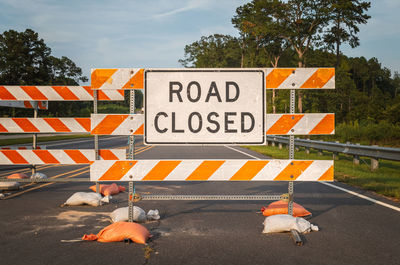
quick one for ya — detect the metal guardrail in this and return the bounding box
[266,136,400,170]
[266,136,400,161]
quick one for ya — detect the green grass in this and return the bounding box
[244,144,400,200]
[0,134,93,146]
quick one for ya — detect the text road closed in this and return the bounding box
[144,69,265,144]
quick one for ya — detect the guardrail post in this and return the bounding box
[353,143,360,165]
[371,146,379,170]
[318,150,323,156]
[333,141,339,160]
[370,157,379,171]
[279,143,283,149]
[271,140,275,147]
[305,147,310,154]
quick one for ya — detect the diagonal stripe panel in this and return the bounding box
[309,114,335,134]
[12,118,40,132]
[273,161,313,181]
[0,118,90,133]
[90,160,333,181]
[99,161,136,181]
[90,114,144,135]
[142,161,181,180]
[91,68,144,89]
[0,149,125,165]
[230,161,269,180]
[265,68,335,89]
[266,113,335,135]
[267,114,304,135]
[21,86,48,100]
[0,86,124,101]
[186,161,225,180]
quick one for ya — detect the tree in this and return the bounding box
[324,0,370,67]
[232,0,289,112]
[179,34,241,68]
[0,29,88,117]
[0,29,87,85]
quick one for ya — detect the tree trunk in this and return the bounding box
[297,59,303,113]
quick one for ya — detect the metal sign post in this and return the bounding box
[288,89,295,215]
[31,105,38,176]
[94,90,100,194]
[128,89,135,222]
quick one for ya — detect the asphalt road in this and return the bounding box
[0,136,399,265]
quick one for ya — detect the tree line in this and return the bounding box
[179,0,400,144]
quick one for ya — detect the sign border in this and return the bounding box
[144,69,265,145]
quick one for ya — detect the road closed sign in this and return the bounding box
[144,69,265,145]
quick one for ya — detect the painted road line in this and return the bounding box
[226,146,400,213]
[4,167,89,199]
[320,182,400,212]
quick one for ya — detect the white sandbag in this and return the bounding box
[0,193,5,199]
[31,172,47,179]
[147,209,160,220]
[262,214,319,234]
[0,181,20,190]
[63,192,103,207]
[110,206,146,223]
[100,195,112,203]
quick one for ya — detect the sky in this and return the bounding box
[0,0,399,83]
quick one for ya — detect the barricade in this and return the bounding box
[1,68,335,227]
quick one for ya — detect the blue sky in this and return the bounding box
[0,0,399,83]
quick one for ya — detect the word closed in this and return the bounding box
[145,69,265,145]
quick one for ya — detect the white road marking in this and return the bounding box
[224,145,261,160]
[320,182,400,212]
[225,145,400,213]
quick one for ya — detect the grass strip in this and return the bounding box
[0,134,93,146]
[244,145,400,200]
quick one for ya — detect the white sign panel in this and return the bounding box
[144,69,265,145]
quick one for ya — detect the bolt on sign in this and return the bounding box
[144,69,265,145]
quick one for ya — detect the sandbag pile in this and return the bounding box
[0,181,20,190]
[0,173,25,190]
[7,173,29,179]
[262,214,319,234]
[261,200,311,217]
[31,172,47,179]
[89,183,126,196]
[110,207,160,223]
[82,221,151,244]
[63,192,110,207]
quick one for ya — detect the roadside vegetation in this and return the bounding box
[244,145,400,201]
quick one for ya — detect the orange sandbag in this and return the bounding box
[89,183,125,196]
[261,200,311,217]
[7,173,29,179]
[82,222,150,244]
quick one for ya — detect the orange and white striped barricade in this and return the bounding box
[90,67,335,90]
[265,68,335,89]
[0,118,91,133]
[91,68,144,89]
[0,149,125,165]
[0,86,124,101]
[90,114,144,135]
[266,113,335,135]
[0,101,48,109]
[90,159,333,182]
